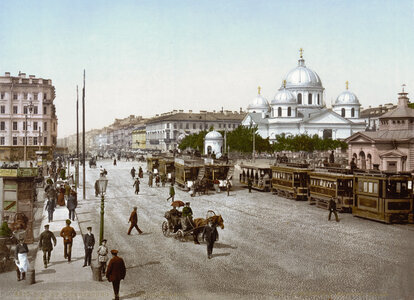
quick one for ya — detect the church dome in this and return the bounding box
[271,88,296,105]
[334,82,360,106]
[284,58,322,88]
[247,94,270,111]
[205,130,223,140]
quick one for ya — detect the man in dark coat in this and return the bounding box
[130,167,136,179]
[328,198,340,222]
[202,220,218,259]
[106,249,126,300]
[45,197,55,223]
[67,190,77,221]
[132,178,140,195]
[247,177,252,193]
[39,224,56,268]
[60,219,77,262]
[138,167,143,178]
[329,150,335,164]
[83,226,95,267]
[127,207,143,235]
[167,183,175,201]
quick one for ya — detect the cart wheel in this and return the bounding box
[176,229,185,242]
[162,221,170,237]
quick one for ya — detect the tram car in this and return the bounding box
[271,163,311,200]
[308,168,354,212]
[174,157,204,190]
[146,155,160,174]
[158,156,175,182]
[239,163,272,192]
[352,171,413,224]
[204,159,234,190]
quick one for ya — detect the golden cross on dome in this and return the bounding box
[283,80,287,88]
[346,81,349,90]
[299,48,304,58]
[402,83,406,92]
[258,86,261,95]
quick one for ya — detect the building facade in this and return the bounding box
[242,50,366,142]
[0,72,57,161]
[360,103,396,131]
[146,110,246,151]
[131,124,146,150]
[346,88,414,172]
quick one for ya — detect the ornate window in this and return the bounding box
[351,108,355,117]
[287,107,291,116]
[308,93,312,105]
[317,94,320,105]
[297,93,302,104]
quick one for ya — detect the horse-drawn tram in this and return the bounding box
[239,163,272,192]
[146,154,161,174]
[308,167,354,212]
[204,159,234,190]
[352,171,413,224]
[174,157,204,190]
[271,163,311,200]
[158,156,175,182]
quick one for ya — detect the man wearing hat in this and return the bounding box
[106,249,126,300]
[127,207,143,235]
[39,224,57,268]
[67,190,78,221]
[97,239,109,275]
[60,219,77,262]
[181,202,193,231]
[83,226,95,267]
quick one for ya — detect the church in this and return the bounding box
[242,49,366,142]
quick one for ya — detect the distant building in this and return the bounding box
[360,103,396,131]
[131,124,146,150]
[346,88,414,172]
[242,50,366,141]
[145,109,246,151]
[204,130,223,156]
[0,72,58,161]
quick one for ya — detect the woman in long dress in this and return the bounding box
[15,238,29,281]
[57,186,65,206]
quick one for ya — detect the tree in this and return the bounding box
[178,131,207,151]
[272,133,347,152]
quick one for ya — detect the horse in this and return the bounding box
[192,214,224,244]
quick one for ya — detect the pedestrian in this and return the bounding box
[113,158,117,166]
[161,173,166,187]
[226,179,231,196]
[64,182,71,202]
[97,239,109,275]
[106,249,126,300]
[350,158,357,171]
[148,172,153,187]
[181,202,193,231]
[202,220,218,259]
[45,197,55,223]
[133,178,140,195]
[57,184,65,206]
[15,237,29,281]
[95,180,99,197]
[83,226,95,267]
[167,183,175,201]
[100,165,104,177]
[130,167,136,179]
[329,150,335,164]
[39,224,57,268]
[67,190,77,221]
[127,207,143,235]
[60,219,77,262]
[155,174,160,187]
[328,198,340,222]
[138,167,143,178]
[248,177,252,193]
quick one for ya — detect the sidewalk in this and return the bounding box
[0,188,113,300]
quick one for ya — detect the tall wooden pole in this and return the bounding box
[82,70,86,200]
[76,86,79,188]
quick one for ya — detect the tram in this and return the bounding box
[308,168,354,212]
[174,157,204,190]
[271,163,311,200]
[204,160,234,190]
[158,156,175,182]
[352,171,413,223]
[146,155,160,174]
[239,163,272,192]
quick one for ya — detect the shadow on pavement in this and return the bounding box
[120,291,145,299]
[127,261,160,270]
[212,252,230,258]
[36,268,56,275]
[214,242,238,249]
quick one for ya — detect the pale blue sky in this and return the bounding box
[1,0,413,137]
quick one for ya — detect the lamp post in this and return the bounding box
[97,175,108,245]
[24,99,34,167]
[250,120,255,162]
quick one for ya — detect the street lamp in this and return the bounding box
[24,99,34,167]
[97,175,108,244]
[250,120,255,162]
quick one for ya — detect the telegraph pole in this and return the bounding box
[76,86,79,189]
[82,70,86,200]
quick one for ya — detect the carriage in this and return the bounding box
[162,207,223,243]
[352,171,413,223]
[271,163,311,200]
[239,163,272,192]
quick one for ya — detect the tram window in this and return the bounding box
[363,182,368,192]
[368,182,373,193]
[408,181,412,190]
[373,183,378,194]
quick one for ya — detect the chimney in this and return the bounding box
[240,107,243,113]
[179,109,183,113]
[20,73,26,78]
[29,75,35,78]
[5,72,10,77]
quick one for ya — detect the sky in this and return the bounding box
[1,0,413,137]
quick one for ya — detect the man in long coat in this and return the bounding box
[127,207,143,235]
[83,226,95,267]
[130,167,136,179]
[67,190,77,221]
[328,198,340,222]
[106,249,126,300]
[202,220,218,259]
[132,178,140,195]
[39,224,57,268]
[45,197,55,223]
[60,219,77,262]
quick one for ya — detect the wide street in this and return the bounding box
[68,159,414,300]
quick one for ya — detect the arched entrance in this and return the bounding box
[359,151,366,169]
